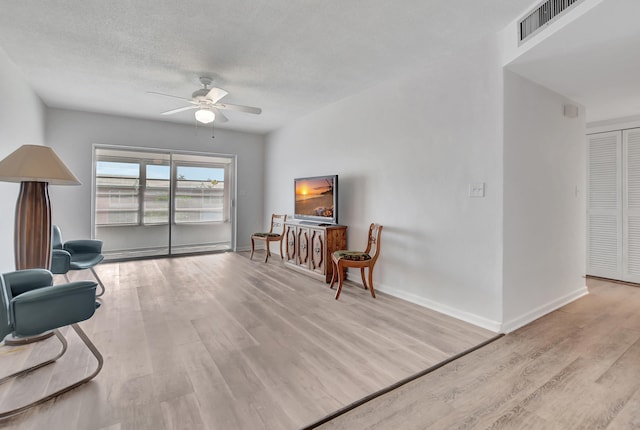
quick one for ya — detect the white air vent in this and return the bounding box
[519,0,584,43]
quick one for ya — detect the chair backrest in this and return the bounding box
[270,214,287,237]
[0,274,11,339]
[364,223,383,262]
[52,225,63,250]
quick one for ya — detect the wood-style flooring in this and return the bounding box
[0,251,493,429]
[318,277,640,429]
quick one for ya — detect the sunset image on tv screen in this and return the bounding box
[295,177,334,217]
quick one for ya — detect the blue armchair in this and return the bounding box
[0,269,103,418]
[51,225,106,297]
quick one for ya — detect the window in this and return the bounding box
[94,146,236,259]
[175,165,226,223]
[95,161,140,225]
[94,147,232,227]
[144,164,170,225]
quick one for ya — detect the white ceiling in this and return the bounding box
[0,0,534,134]
[507,0,640,123]
[0,1,636,133]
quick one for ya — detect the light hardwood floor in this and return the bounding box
[0,251,493,429]
[317,277,640,429]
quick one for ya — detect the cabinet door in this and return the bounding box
[310,228,325,276]
[285,224,297,264]
[297,227,310,267]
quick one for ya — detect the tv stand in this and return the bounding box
[284,221,347,283]
[296,220,336,227]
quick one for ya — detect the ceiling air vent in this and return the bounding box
[519,0,584,44]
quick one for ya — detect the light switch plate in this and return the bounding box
[469,183,485,198]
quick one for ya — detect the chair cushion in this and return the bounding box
[11,281,98,336]
[4,269,54,296]
[333,250,372,261]
[69,253,105,270]
[253,232,281,238]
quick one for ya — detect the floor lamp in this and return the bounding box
[0,145,80,270]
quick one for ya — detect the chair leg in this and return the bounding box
[330,258,338,289]
[0,329,68,384]
[250,237,255,260]
[265,241,271,263]
[90,267,106,297]
[335,261,345,300]
[0,323,103,419]
[360,268,368,290]
[279,239,284,259]
[368,267,376,298]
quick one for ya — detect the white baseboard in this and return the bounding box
[376,283,503,333]
[376,282,588,334]
[500,285,588,333]
[236,245,283,256]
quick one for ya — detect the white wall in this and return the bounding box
[0,47,45,272]
[502,70,587,331]
[265,37,506,331]
[45,108,265,251]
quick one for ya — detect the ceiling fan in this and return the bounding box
[148,77,262,124]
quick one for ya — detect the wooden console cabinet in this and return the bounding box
[284,222,347,283]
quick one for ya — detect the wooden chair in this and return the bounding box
[330,223,383,300]
[250,214,287,262]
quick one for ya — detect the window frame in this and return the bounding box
[172,161,229,225]
[93,148,234,228]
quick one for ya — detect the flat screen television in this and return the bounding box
[294,175,338,224]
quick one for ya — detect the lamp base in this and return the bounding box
[14,181,52,270]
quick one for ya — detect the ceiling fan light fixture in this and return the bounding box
[195,108,215,124]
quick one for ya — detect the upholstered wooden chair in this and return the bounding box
[330,223,383,300]
[250,214,287,262]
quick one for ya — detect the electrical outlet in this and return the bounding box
[469,183,485,198]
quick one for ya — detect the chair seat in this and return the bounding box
[252,232,281,238]
[69,253,105,270]
[333,250,372,261]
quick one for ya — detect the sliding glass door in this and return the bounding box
[170,153,234,255]
[93,146,235,260]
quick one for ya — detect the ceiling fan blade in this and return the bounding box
[206,87,228,104]
[215,103,262,115]
[147,91,195,102]
[161,105,198,115]
[212,108,228,123]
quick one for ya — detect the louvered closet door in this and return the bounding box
[587,131,622,279]
[623,128,640,282]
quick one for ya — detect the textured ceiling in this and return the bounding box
[0,0,534,134]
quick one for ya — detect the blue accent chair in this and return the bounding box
[51,225,106,297]
[0,269,103,418]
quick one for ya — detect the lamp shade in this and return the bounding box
[0,145,80,185]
